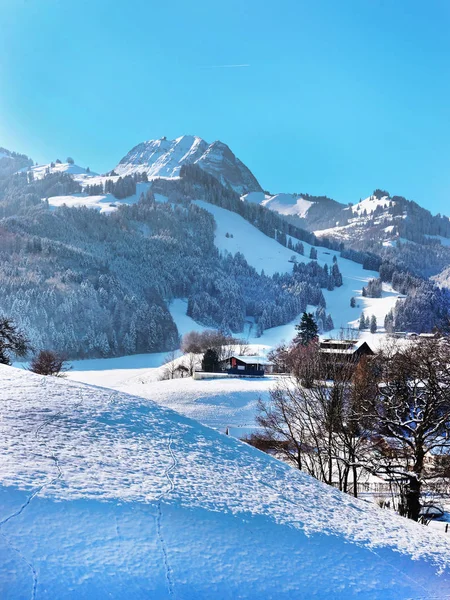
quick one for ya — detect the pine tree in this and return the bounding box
[309,247,317,260]
[370,315,377,333]
[202,348,219,372]
[325,313,334,331]
[350,297,356,308]
[294,312,319,346]
[359,314,366,330]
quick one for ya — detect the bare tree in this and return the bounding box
[365,338,450,520]
[30,350,70,377]
[256,343,373,494]
[181,329,238,362]
[161,350,178,380]
[236,338,250,356]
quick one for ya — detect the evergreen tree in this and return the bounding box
[202,348,219,372]
[359,314,366,330]
[370,315,377,333]
[294,312,319,346]
[384,310,394,333]
[309,247,317,260]
[350,297,356,308]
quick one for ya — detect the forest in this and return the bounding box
[0,168,337,358]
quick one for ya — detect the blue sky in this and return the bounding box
[1,0,449,212]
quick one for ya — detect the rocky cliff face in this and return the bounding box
[116,135,263,195]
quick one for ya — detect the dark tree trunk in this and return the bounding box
[352,463,358,498]
[406,447,424,521]
[405,476,421,521]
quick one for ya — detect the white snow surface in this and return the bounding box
[1,366,450,599]
[349,195,391,216]
[242,191,314,217]
[46,182,151,214]
[24,162,96,181]
[261,193,313,218]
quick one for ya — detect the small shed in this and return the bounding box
[220,355,273,377]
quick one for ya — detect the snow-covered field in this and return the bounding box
[1,366,450,599]
[114,374,274,434]
[261,193,313,218]
[47,181,151,213]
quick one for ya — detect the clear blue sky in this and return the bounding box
[1,0,449,212]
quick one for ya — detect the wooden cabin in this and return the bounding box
[219,355,273,377]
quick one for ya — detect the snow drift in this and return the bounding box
[1,366,450,599]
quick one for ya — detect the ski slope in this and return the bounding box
[195,200,400,335]
[1,366,450,599]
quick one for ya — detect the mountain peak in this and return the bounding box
[116,135,262,194]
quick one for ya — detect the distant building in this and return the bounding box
[219,355,273,377]
[319,339,374,358]
[319,340,374,376]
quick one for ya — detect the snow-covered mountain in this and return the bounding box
[116,135,263,195]
[1,365,450,599]
[248,187,450,281]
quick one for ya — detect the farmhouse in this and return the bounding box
[219,355,273,377]
[319,339,374,359]
[319,339,374,377]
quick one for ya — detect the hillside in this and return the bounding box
[1,366,450,599]
[0,154,403,358]
[0,147,33,180]
[1,135,449,356]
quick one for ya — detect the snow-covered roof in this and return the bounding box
[227,354,273,365]
[320,339,372,354]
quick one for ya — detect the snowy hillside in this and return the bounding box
[195,200,400,333]
[242,189,347,230]
[46,181,152,213]
[1,366,450,599]
[116,135,263,194]
[0,147,33,178]
[262,193,313,217]
[25,161,96,181]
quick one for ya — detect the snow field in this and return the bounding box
[1,366,450,599]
